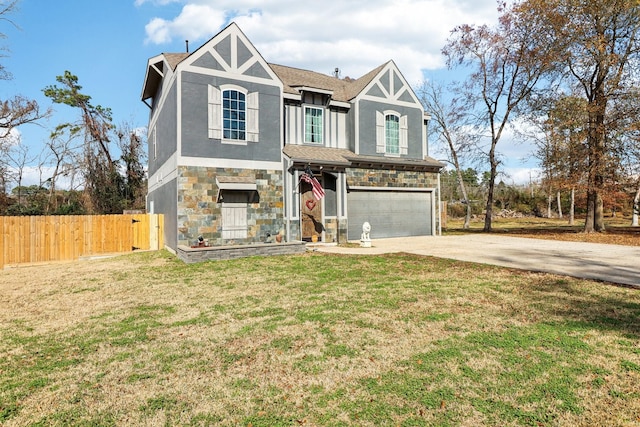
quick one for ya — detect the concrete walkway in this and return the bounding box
[314,235,640,288]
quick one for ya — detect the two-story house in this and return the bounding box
[141,22,443,257]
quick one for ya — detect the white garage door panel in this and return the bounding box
[347,191,432,240]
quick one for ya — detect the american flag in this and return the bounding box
[300,173,325,200]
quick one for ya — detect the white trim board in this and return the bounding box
[348,186,435,192]
[178,156,282,171]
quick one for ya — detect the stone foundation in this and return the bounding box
[176,241,306,263]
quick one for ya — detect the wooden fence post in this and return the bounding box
[0,216,3,269]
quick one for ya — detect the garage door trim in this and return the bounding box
[348,185,436,193]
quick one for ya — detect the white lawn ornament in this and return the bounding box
[360,222,371,248]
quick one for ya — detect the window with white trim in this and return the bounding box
[304,106,323,143]
[376,110,408,155]
[385,114,400,155]
[223,89,246,141]
[208,85,259,143]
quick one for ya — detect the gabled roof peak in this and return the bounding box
[269,61,389,102]
[142,21,398,104]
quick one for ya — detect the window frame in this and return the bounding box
[385,113,400,155]
[304,105,324,144]
[221,86,248,144]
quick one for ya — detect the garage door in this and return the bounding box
[347,190,432,240]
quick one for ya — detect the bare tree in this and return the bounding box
[442,1,561,231]
[40,124,83,213]
[417,80,480,228]
[1,137,35,211]
[0,95,49,140]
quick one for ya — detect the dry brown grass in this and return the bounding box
[1,248,639,426]
[445,216,640,246]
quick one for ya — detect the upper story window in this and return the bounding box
[385,114,400,155]
[304,106,323,144]
[376,110,408,156]
[223,89,246,141]
[208,85,259,143]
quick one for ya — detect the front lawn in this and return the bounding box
[1,250,638,426]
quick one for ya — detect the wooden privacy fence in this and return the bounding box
[0,214,164,269]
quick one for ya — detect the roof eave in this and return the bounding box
[283,155,351,170]
[141,55,166,102]
[344,155,444,172]
[293,86,334,96]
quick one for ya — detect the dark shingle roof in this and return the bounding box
[269,62,387,102]
[283,144,353,166]
[164,53,189,70]
[283,144,444,170]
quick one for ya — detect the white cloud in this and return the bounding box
[144,5,226,45]
[144,18,172,44]
[142,0,499,83]
[502,167,541,186]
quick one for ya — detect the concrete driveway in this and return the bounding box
[315,235,640,288]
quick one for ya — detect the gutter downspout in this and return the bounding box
[285,157,293,242]
[437,172,442,236]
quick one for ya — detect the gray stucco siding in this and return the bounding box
[147,178,178,250]
[347,107,356,153]
[148,83,178,176]
[357,99,424,159]
[180,71,282,162]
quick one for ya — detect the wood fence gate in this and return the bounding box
[0,214,164,269]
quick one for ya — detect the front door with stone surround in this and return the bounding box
[300,181,323,242]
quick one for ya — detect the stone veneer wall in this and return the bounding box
[323,218,339,243]
[177,166,284,247]
[346,168,439,189]
[321,218,348,243]
[337,218,348,243]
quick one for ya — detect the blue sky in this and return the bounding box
[1,1,185,155]
[1,0,538,187]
